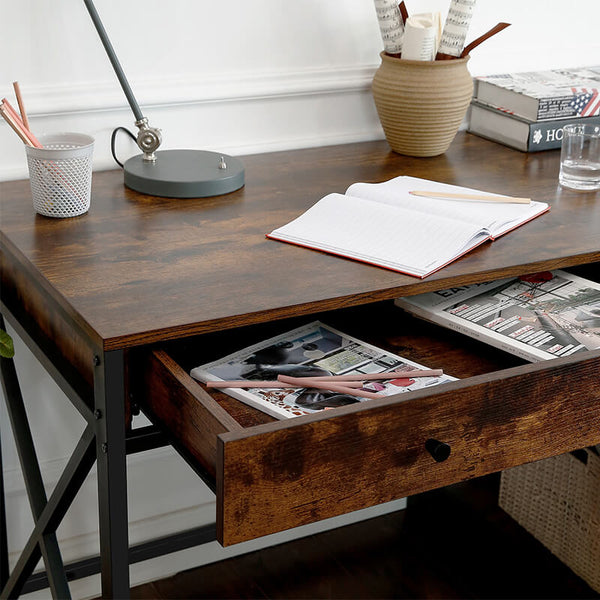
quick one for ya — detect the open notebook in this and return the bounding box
[267,176,549,278]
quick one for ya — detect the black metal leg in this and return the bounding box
[1,426,96,599]
[0,314,12,592]
[0,416,8,591]
[0,310,197,598]
[0,340,72,599]
[94,350,130,599]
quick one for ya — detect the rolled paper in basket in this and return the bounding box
[436,0,477,59]
[373,0,405,56]
[401,13,442,61]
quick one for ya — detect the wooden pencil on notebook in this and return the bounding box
[409,190,530,204]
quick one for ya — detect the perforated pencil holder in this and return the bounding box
[25,133,94,218]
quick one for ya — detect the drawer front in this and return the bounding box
[217,350,600,546]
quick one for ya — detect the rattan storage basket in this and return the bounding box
[499,448,600,593]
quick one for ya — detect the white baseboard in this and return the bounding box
[14,65,379,117]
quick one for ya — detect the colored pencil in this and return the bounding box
[294,369,443,382]
[0,103,33,146]
[277,375,381,399]
[206,379,364,389]
[12,81,30,130]
[1,98,42,147]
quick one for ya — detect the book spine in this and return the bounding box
[395,302,544,362]
[526,115,600,151]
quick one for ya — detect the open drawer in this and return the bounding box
[134,295,600,547]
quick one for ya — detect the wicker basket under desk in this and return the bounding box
[499,448,600,593]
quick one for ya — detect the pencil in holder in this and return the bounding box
[25,133,94,218]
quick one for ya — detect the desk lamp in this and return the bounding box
[83,0,245,198]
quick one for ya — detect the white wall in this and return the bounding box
[1,1,599,597]
[2,0,599,181]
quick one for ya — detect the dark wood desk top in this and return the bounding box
[1,133,599,350]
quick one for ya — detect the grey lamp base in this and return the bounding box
[123,149,245,198]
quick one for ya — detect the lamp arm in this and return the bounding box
[83,0,161,161]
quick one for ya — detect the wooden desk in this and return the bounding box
[1,133,600,598]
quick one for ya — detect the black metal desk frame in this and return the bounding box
[0,306,216,599]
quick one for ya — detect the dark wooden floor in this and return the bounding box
[129,474,598,599]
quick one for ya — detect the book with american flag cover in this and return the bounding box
[473,66,600,122]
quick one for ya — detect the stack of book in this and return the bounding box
[468,66,600,152]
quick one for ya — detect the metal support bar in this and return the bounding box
[0,313,215,598]
[93,350,130,599]
[125,425,168,455]
[0,420,8,591]
[1,426,96,599]
[0,326,71,599]
[22,523,218,594]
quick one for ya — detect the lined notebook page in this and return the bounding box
[268,193,489,276]
[347,176,548,238]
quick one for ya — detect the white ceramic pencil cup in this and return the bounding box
[25,133,94,218]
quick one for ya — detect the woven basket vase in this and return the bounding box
[372,53,473,157]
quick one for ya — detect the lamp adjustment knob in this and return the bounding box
[135,117,162,161]
[425,438,451,463]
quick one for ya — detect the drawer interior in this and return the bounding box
[161,299,526,411]
[140,300,526,451]
[134,267,600,546]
